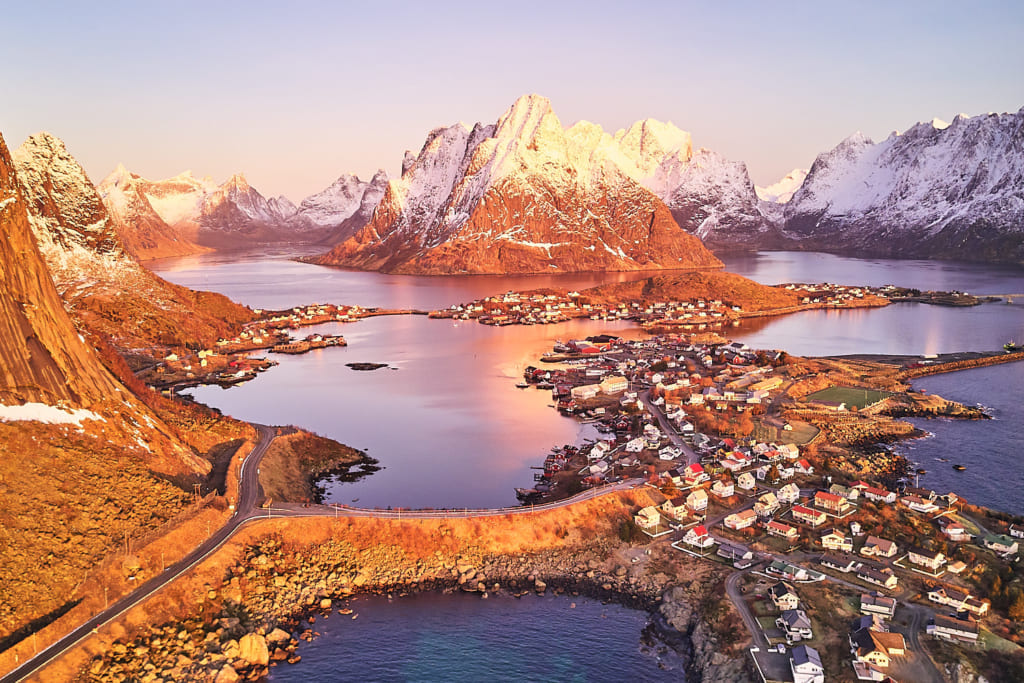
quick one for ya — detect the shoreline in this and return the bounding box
[52,494,753,683]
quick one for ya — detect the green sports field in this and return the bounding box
[805,386,891,410]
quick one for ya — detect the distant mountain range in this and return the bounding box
[28,97,1023,268]
[97,164,388,260]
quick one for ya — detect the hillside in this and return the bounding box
[578,271,801,311]
[0,131,255,647]
[14,133,255,351]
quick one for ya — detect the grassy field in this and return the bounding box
[805,386,892,410]
[753,419,820,445]
[980,628,1023,653]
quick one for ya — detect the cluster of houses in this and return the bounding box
[431,290,748,329]
[254,303,367,329]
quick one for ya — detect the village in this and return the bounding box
[513,332,1024,683]
[428,281,891,331]
[138,303,365,392]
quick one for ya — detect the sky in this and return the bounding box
[2,0,1022,201]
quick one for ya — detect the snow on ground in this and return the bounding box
[0,403,105,425]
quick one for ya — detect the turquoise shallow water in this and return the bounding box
[266,593,681,683]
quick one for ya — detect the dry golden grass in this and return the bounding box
[22,488,663,681]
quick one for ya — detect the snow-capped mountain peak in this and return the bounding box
[755,168,808,204]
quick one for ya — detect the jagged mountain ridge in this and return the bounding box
[783,109,1024,263]
[312,95,726,274]
[14,132,254,352]
[755,169,808,204]
[0,130,210,474]
[100,164,388,257]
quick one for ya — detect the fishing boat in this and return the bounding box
[515,382,529,389]
[952,464,966,471]
[1005,341,1021,352]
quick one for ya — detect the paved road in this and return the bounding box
[725,570,767,649]
[2,425,276,683]
[639,391,699,465]
[2,429,641,682]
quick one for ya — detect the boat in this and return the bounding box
[952,464,966,471]
[916,468,927,475]
[1005,341,1021,352]
[515,382,529,389]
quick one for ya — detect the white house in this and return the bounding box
[686,488,709,513]
[683,524,714,549]
[634,506,661,529]
[737,472,756,491]
[777,482,801,505]
[711,479,735,499]
[724,509,757,530]
[790,645,825,683]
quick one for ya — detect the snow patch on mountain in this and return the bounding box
[755,168,808,203]
[783,108,1024,263]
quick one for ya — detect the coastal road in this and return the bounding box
[1,424,276,683]
[725,570,767,649]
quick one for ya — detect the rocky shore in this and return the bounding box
[79,499,753,682]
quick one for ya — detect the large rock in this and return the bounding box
[214,664,240,683]
[237,633,269,666]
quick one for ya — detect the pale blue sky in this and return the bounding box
[2,0,1021,200]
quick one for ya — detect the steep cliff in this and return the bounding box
[15,133,253,351]
[312,95,722,274]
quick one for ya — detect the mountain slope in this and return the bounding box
[783,109,1024,263]
[312,95,722,274]
[99,164,210,261]
[15,133,254,351]
[301,169,389,245]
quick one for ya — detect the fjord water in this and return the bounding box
[267,593,679,682]
[153,249,1024,512]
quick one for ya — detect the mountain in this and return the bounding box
[14,133,253,351]
[576,119,777,250]
[755,169,808,204]
[783,109,1024,263]
[300,169,389,245]
[311,95,723,274]
[98,164,209,261]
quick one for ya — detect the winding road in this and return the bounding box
[2,424,276,683]
[2,425,642,682]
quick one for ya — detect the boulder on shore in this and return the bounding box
[238,633,269,666]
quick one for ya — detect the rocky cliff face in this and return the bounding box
[97,165,208,261]
[783,109,1024,263]
[15,133,253,351]
[301,169,389,245]
[0,134,120,407]
[313,95,723,274]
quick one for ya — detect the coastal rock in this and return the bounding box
[214,665,240,683]
[266,628,291,645]
[237,633,269,666]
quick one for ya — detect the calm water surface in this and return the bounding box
[154,250,1024,512]
[184,315,645,509]
[267,593,679,683]
[899,362,1024,516]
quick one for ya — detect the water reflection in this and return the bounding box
[185,316,646,509]
[721,251,1024,293]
